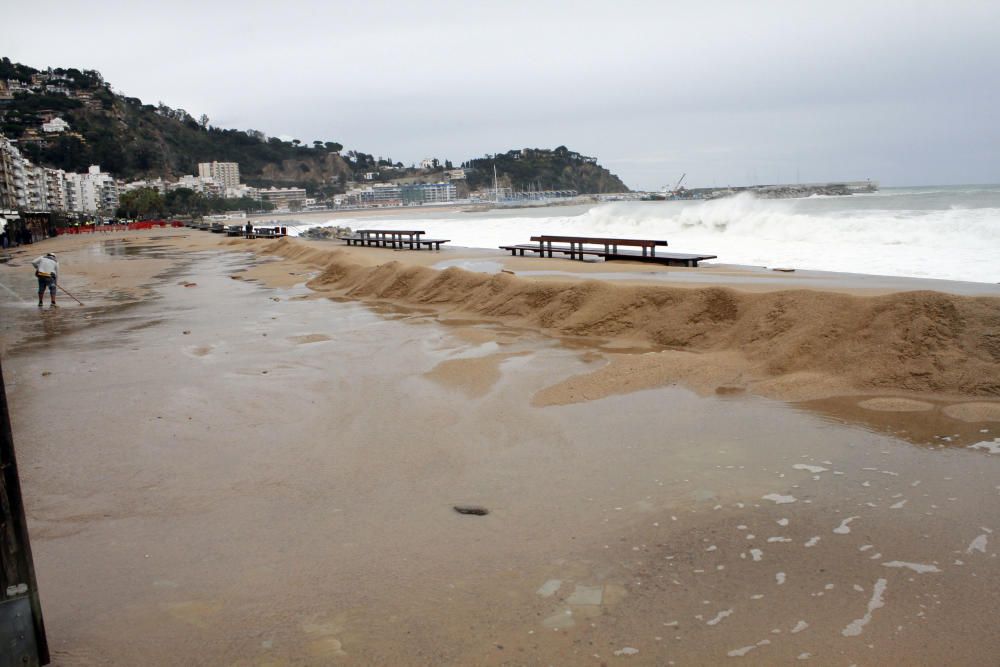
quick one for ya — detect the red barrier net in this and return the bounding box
[55,220,184,235]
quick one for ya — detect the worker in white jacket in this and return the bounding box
[31,252,59,307]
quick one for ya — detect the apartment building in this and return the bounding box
[197,161,241,189]
[400,182,456,205]
[0,135,21,209]
[65,166,119,214]
[175,174,224,198]
[123,178,168,196]
[259,186,307,209]
[44,168,67,211]
[24,163,48,210]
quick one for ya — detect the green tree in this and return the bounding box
[117,187,166,219]
[164,188,209,216]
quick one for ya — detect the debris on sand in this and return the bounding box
[453,505,489,516]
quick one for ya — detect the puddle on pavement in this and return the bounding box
[93,239,179,259]
[799,394,999,448]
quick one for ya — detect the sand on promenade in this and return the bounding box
[1,229,999,665]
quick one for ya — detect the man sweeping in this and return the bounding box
[31,252,59,307]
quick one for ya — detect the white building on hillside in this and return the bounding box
[41,117,70,133]
[123,178,168,195]
[174,174,223,197]
[198,161,240,189]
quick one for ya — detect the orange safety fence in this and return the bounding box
[55,220,184,235]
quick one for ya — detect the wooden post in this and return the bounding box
[0,358,50,665]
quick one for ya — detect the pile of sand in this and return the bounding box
[942,402,1000,422]
[856,397,936,412]
[260,239,1000,402]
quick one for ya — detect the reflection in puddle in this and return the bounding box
[798,394,998,447]
[95,239,177,259]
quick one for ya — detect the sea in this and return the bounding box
[289,185,1000,284]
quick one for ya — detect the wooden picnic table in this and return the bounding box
[339,229,449,250]
[532,235,668,259]
[500,234,716,267]
[361,229,423,243]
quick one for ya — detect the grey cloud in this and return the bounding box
[6,0,999,189]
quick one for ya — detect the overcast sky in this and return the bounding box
[6,0,1000,190]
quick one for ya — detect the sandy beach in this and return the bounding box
[1,229,998,665]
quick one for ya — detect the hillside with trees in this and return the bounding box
[464,147,628,193]
[0,58,630,195]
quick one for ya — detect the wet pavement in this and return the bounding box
[1,240,998,665]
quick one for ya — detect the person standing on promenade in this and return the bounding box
[31,252,59,307]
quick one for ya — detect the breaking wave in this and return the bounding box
[293,188,1000,283]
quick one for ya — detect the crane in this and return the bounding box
[672,173,686,192]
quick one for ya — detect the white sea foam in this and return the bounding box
[969,439,1000,454]
[294,189,1000,283]
[833,516,860,534]
[966,534,988,554]
[882,561,941,573]
[842,578,888,636]
[792,464,828,474]
[762,493,797,504]
[707,609,734,626]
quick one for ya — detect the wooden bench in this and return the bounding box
[533,235,668,260]
[500,234,717,267]
[339,229,449,250]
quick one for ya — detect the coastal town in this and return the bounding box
[1,127,584,239]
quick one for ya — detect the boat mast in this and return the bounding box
[493,162,499,204]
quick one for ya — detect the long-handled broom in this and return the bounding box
[56,283,84,306]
